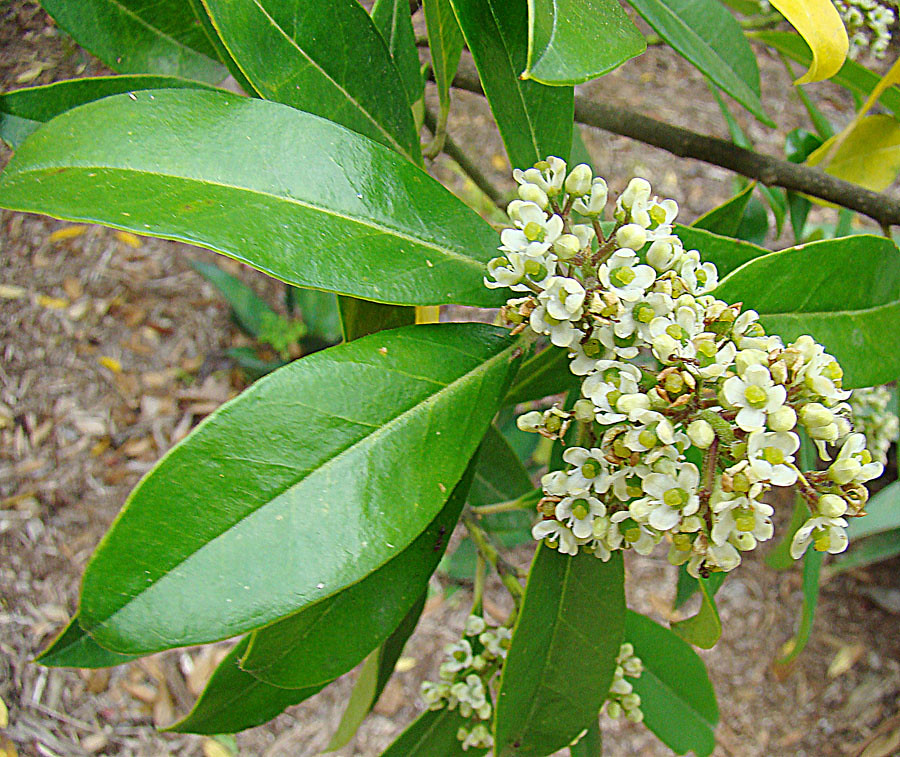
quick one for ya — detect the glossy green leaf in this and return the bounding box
[202,0,420,162]
[71,323,519,654]
[470,425,533,507]
[847,481,900,540]
[775,548,823,666]
[755,31,900,118]
[829,528,900,574]
[569,719,602,756]
[673,224,768,279]
[713,235,900,388]
[691,182,755,238]
[0,74,217,149]
[524,0,645,85]
[0,89,505,308]
[673,563,726,611]
[189,259,276,338]
[41,0,226,82]
[338,297,416,342]
[185,0,257,94]
[239,465,473,688]
[168,637,326,735]
[627,0,772,126]
[503,346,579,407]
[766,498,810,570]
[372,0,426,110]
[450,0,574,168]
[36,614,139,669]
[671,574,723,649]
[494,547,625,757]
[288,288,343,345]
[735,194,769,246]
[626,611,718,757]
[382,707,488,756]
[326,592,426,750]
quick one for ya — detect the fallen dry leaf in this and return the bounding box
[828,642,866,678]
[48,225,86,242]
[0,735,17,757]
[98,356,122,374]
[114,231,143,248]
[35,294,68,310]
[203,738,234,757]
[0,695,8,728]
[0,284,26,299]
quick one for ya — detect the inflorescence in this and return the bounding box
[834,0,896,59]
[484,157,883,576]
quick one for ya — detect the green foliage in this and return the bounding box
[671,573,725,649]
[493,548,625,756]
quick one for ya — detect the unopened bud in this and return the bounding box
[828,457,860,485]
[767,405,797,432]
[647,238,677,272]
[518,183,549,209]
[516,410,543,432]
[615,223,647,250]
[808,422,839,442]
[687,419,715,449]
[818,493,848,517]
[564,164,592,196]
[616,393,651,415]
[735,349,767,376]
[800,402,834,429]
[573,398,596,422]
[553,234,581,260]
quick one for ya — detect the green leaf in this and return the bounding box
[626,611,718,757]
[494,547,625,757]
[423,0,465,115]
[289,288,343,346]
[239,464,473,688]
[734,193,769,246]
[450,0,574,168]
[470,425,533,507]
[326,592,427,751]
[755,31,900,118]
[382,707,488,756]
[35,615,139,669]
[829,528,900,574]
[189,259,276,338]
[0,74,217,149]
[670,574,723,649]
[673,224,768,279]
[524,0,645,85]
[40,0,227,83]
[691,182,756,237]
[372,0,426,110]
[0,89,504,308]
[627,0,773,126]
[185,0,257,94]
[224,347,285,380]
[847,481,900,540]
[338,297,416,342]
[72,323,519,654]
[569,719,602,756]
[168,636,326,735]
[503,345,579,407]
[713,235,900,388]
[201,0,420,163]
[766,498,811,570]
[672,562,726,611]
[775,548,823,666]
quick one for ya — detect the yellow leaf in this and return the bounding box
[98,356,122,374]
[0,695,8,728]
[771,0,848,83]
[415,306,440,324]
[114,230,143,248]
[0,285,26,299]
[202,738,235,757]
[48,224,87,242]
[35,294,69,309]
[394,656,417,672]
[0,736,16,757]
[807,114,900,193]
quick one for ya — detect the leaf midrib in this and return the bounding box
[1,163,488,273]
[82,335,515,639]
[98,0,215,59]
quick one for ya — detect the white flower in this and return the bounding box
[707,541,742,571]
[710,486,774,546]
[514,156,566,199]
[441,639,473,674]
[634,463,700,531]
[556,493,606,539]
[479,627,511,658]
[568,329,611,374]
[500,202,563,257]
[572,177,608,217]
[828,433,884,484]
[790,515,849,559]
[421,680,450,709]
[616,178,652,225]
[647,305,700,363]
[610,513,660,554]
[532,518,578,555]
[529,303,581,347]
[596,323,640,359]
[747,431,800,486]
[562,446,611,492]
[598,249,656,302]
[461,723,493,750]
[484,252,526,290]
[465,616,486,637]
[722,364,787,432]
[581,361,641,423]
[679,251,718,294]
[539,276,586,320]
[541,469,570,497]
[450,674,491,719]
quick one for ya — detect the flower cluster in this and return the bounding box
[486,157,882,577]
[834,0,895,59]
[603,643,644,722]
[420,615,511,750]
[849,385,898,465]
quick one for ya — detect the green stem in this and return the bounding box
[472,551,486,615]
[463,513,525,603]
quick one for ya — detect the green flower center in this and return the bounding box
[649,204,667,228]
[605,389,622,408]
[624,527,642,544]
[545,415,562,433]
[664,373,684,395]
[638,428,658,448]
[582,459,602,479]
[663,487,688,508]
[613,439,631,459]
[524,259,546,279]
[813,528,831,552]
[610,266,636,287]
[614,332,637,348]
[762,446,785,465]
[523,221,544,242]
[583,338,602,357]
[823,361,843,381]
[744,384,768,408]
[672,533,692,551]
[665,323,683,340]
[634,303,655,323]
[735,511,756,532]
[572,499,590,520]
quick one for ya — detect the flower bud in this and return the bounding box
[615,223,647,250]
[687,419,715,449]
[800,402,834,429]
[620,177,651,211]
[808,422,839,442]
[818,493,848,518]
[616,393,651,416]
[767,405,797,432]
[516,410,543,432]
[647,238,678,272]
[573,398,596,422]
[564,163,592,196]
[553,233,581,260]
[518,183,549,209]
[574,177,609,217]
[606,701,623,719]
[735,349,767,376]
[682,515,703,532]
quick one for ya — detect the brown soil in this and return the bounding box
[1,2,899,756]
